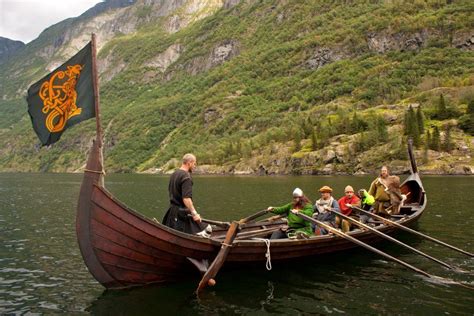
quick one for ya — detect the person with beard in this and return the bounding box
[368,166,392,216]
[266,188,314,239]
[384,175,405,215]
[162,153,210,235]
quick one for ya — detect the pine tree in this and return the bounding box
[302,117,313,138]
[293,129,302,152]
[311,128,318,151]
[442,124,452,152]
[459,99,474,136]
[317,123,329,149]
[437,94,448,120]
[235,141,242,157]
[350,111,366,134]
[468,99,474,115]
[416,106,424,134]
[406,106,420,146]
[425,129,431,148]
[376,116,388,142]
[430,126,441,151]
[423,130,430,164]
[403,110,409,135]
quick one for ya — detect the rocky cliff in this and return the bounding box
[0,37,25,64]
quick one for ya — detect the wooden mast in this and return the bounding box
[90,33,104,186]
[76,34,118,287]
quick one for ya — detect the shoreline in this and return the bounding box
[0,170,472,176]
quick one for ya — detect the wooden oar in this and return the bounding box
[196,221,239,292]
[234,226,282,240]
[294,212,433,278]
[239,209,269,224]
[213,226,281,240]
[200,217,230,229]
[255,214,285,224]
[351,206,474,258]
[196,209,268,293]
[329,210,458,271]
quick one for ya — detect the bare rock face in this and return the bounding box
[367,30,431,53]
[322,149,337,164]
[38,0,226,77]
[211,41,238,65]
[452,32,474,50]
[99,48,127,82]
[306,47,346,70]
[203,108,223,127]
[162,0,226,33]
[0,37,25,64]
[185,40,240,75]
[144,43,184,72]
[224,0,241,9]
[166,15,183,33]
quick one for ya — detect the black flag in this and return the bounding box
[27,42,95,146]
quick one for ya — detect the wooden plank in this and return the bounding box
[91,203,216,259]
[92,231,187,270]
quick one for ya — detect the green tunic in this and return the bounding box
[271,203,314,236]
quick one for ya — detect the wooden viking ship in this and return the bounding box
[76,131,428,289]
[77,35,474,291]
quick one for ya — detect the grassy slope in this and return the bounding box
[0,0,473,173]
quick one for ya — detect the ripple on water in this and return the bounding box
[0,278,26,285]
[31,283,61,288]
[38,301,60,310]
[0,268,45,274]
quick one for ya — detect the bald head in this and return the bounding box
[181,153,197,172]
[182,153,196,164]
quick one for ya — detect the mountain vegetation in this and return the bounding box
[0,0,473,174]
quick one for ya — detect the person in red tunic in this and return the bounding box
[336,185,361,232]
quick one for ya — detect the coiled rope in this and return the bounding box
[252,238,272,270]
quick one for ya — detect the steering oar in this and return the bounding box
[196,209,268,293]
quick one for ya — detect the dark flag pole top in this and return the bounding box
[90,33,102,145]
[27,34,101,146]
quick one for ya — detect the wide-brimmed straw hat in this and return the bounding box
[318,185,333,193]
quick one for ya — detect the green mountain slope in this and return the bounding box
[0,0,473,174]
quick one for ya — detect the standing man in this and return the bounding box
[368,166,391,216]
[162,153,208,235]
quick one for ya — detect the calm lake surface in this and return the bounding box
[0,173,473,315]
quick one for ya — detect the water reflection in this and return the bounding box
[86,243,474,315]
[1,174,473,315]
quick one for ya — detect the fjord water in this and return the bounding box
[1,173,473,315]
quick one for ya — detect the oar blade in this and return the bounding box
[196,221,240,293]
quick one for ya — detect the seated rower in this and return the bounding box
[267,188,314,239]
[312,186,339,235]
[357,188,375,224]
[336,185,361,233]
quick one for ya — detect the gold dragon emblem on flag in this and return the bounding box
[39,65,84,132]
